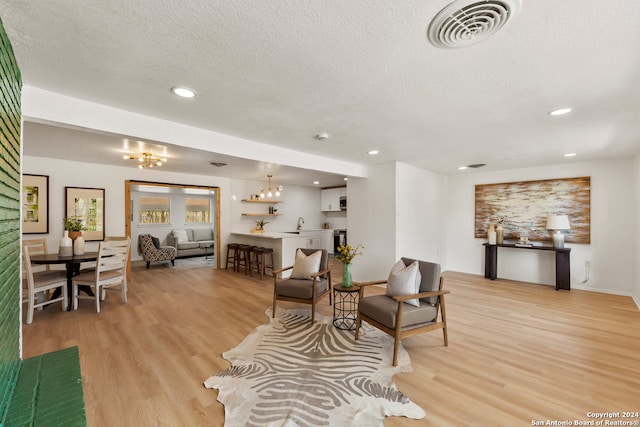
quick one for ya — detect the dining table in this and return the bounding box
[29,251,98,310]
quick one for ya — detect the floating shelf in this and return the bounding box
[241,213,282,216]
[241,199,283,203]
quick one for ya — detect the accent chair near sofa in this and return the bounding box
[138,234,177,268]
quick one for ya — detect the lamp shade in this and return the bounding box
[546,215,570,230]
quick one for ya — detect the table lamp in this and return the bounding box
[546,215,570,248]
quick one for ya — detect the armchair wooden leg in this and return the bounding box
[354,313,361,340]
[146,261,150,269]
[392,338,400,367]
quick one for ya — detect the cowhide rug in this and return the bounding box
[204,308,425,427]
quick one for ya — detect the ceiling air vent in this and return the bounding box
[209,161,228,167]
[428,0,521,49]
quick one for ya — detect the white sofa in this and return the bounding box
[167,228,214,258]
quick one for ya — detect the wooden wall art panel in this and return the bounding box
[474,177,591,244]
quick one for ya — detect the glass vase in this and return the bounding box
[342,263,352,288]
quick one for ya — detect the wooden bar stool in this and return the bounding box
[225,243,240,271]
[260,247,275,280]
[237,245,254,275]
[249,247,266,278]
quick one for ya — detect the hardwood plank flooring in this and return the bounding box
[21,264,640,426]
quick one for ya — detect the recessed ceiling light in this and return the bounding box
[368,150,379,155]
[315,133,330,141]
[458,166,468,170]
[313,181,320,185]
[548,107,572,116]
[171,87,197,98]
[563,153,577,157]
[343,177,348,181]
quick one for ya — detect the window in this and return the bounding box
[185,198,211,223]
[139,197,170,224]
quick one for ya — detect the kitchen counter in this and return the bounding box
[229,230,332,276]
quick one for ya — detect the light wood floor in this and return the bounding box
[22,263,640,427]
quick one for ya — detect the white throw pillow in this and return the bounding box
[385,260,422,307]
[290,249,322,280]
[172,229,188,244]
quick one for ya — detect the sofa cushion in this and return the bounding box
[151,236,161,249]
[192,228,213,242]
[172,229,188,244]
[177,242,200,250]
[359,295,437,329]
[198,241,214,249]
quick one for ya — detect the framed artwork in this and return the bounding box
[65,187,105,241]
[22,174,49,234]
[474,176,591,244]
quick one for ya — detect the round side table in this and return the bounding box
[332,284,360,331]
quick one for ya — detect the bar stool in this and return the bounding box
[260,247,275,280]
[225,243,240,271]
[237,245,254,275]
[249,247,266,278]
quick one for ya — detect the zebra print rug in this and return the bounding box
[204,308,425,426]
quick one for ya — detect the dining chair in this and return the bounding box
[22,245,68,324]
[72,238,131,312]
[22,238,52,274]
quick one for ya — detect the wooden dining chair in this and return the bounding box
[22,238,52,274]
[72,238,131,312]
[22,245,68,324]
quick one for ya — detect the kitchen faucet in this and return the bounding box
[297,217,305,230]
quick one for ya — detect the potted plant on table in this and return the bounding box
[64,216,87,241]
[335,244,364,288]
[252,219,269,233]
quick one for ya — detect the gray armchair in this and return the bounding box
[355,258,449,366]
[272,248,332,324]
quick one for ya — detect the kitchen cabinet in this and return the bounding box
[305,237,321,249]
[320,230,334,254]
[321,188,342,212]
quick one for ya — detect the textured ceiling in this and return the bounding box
[2,0,640,181]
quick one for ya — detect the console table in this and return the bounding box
[483,243,571,290]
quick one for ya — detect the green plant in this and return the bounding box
[255,219,269,230]
[64,216,87,231]
[335,244,364,264]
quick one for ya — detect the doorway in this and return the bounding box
[124,180,221,269]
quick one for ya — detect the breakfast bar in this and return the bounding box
[230,230,324,276]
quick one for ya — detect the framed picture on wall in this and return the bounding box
[65,187,105,241]
[22,174,49,234]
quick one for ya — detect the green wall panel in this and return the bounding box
[0,16,22,425]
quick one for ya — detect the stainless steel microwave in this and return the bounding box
[339,196,347,210]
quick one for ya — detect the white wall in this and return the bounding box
[23,155,232,261]
[229,179,325,232]
[635,154,640,307]
[395,162,447,264]
[347,162,448,282]
[349,163,397,281]
[445,159,636,295]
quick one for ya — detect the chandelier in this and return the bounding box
[123,152,167,169]
[260,175,283,198]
